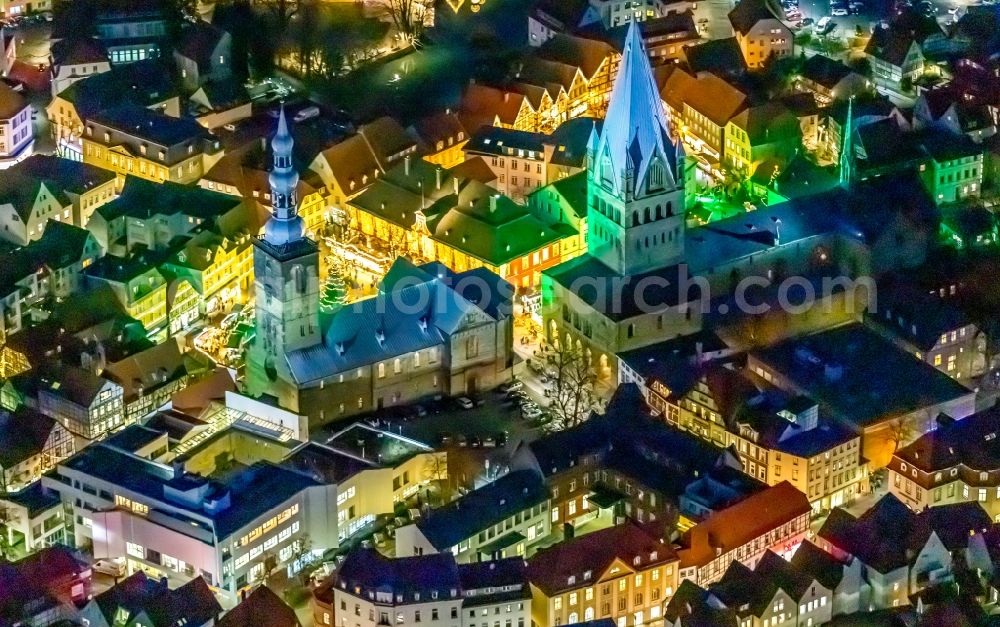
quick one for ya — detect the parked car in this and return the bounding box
[456,396,474,410]
[93,558,126,578]
[498,380,523,394]
[831,6,848,15]
[523,406,543,420]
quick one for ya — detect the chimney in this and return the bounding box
[490,195,498,212]
[504,92,510,103]
[453,175,459,195]
[404,154,411,176]
[436,166,443,190]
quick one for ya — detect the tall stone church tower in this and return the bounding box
[587,21,686,275]
[245,108,321,404]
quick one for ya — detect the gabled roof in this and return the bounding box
[537,33,617,79]
[800,54,858,89]
[465,125,546,156]
[527,520,676,596]
[547,117,603,167]
[677,482,810,569]
[460,84,529,130]
[0,407,59,468]
[681,72,748,127]
[356,116,418,171]
[90,104,212,147]
[36,363,117,407]
[895,405,1000,473]
[789,539,849,591]
[98,175,243,223]
[92,572,221,627]
[0,81,27,120]
[416,469,548,550]
[424,184,568,267]
[285,259,511,383]
[868,280,974,351]
[58,58,179,117]
[597,20,677,197]
[102,338,188,396]
[336,548,460,600]
[728,0,784,34]
[175,21,228,67]
[218,585,298,627]
[410,110,468,149]
[683,37,748,78]
[818,494,988,573]
[51,37,108,66]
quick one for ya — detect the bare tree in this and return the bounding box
[376,0,433,44]
[0,505,14,560]
[423,453,450,504]
[544,342,599,429]
[884,416,915,459]
[254,0,298,29]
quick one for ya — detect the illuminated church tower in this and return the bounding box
[587,21,686,275]
[245,107,321,404]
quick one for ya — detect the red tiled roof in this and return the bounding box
[527,521,677,596]
[678,482,810,568]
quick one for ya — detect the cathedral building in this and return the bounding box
[541,21,939,385]
[246,110,514,424]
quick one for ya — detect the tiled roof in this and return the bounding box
[285,259,511,383]
[0,407,59,468]
[789,539,849,591]
[683,37,748,78]
[218,585,299,627]
[0,81,27,119]
[681,72,747,127]
[800,54,857,89]
[728,0,784,34]
[98,175,243,222]
[895,405,1000,473]
[527,520,676,596]
[90,104,212,147]
[336,548,460,600]
[175,21,227,67]
[818,495,989,572]
[677,481,810,568]
[56,58,178,115]
[536,32,617,79]
[51,37,108,66]
[416,469,548,550]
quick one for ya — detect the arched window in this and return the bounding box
[655,205,663,219]
[291,265,307,294]
[644,207,651,223]
[601,155,614,185]
[627,324,635,338]
[667,201,673,216]
[632,213,639,227]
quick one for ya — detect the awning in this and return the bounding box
[479,531,526,555]
[588,486,627,509]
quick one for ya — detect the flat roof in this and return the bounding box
[751,324,973,428]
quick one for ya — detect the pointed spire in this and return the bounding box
[596,20,677,199]
[839,96,854,187]
[264,104,304,246]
